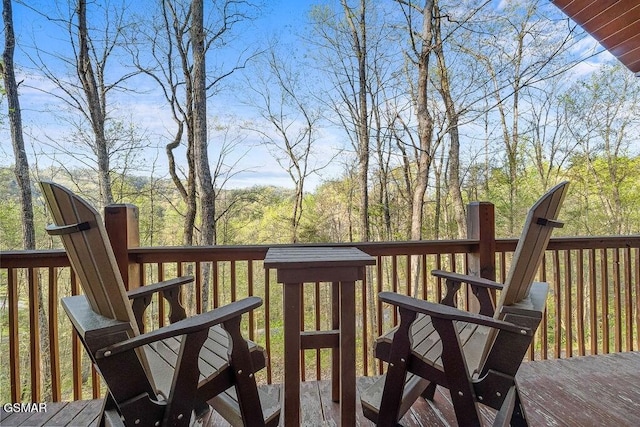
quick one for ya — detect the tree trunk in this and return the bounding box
[291,173,304,243]
[434,3,465,238]
[77,0,113,206]
[410,0,436,297]
[3,0,51,401]
[191,0,215,310]
[191,0,214,245]
[3,1,34,250]
[410,0,435,242]
[341,0,371,242]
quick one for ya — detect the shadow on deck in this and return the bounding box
[2,352,639,426]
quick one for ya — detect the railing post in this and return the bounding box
[466,202,496,311]
[104,204,141,291]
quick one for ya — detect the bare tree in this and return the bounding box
[370,99,394,241]
[393,0,438,297]
[432,0,468,238]
[190,0,216,250]
[367,22,408,242]
[129,0,261,310]
[526,80,577,190]
[342,0,371,242]
[395,0,437,244]
[76,0,113,205]
[2,0,34,249]
[2,0,51,401]
[22,0,143,208]
[246,48,338,242]
[129,0,197,244]
[562,64,640,234]
[460,0,576,233]
[129,0,261,249]
[309,0,374,242]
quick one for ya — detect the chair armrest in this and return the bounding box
[431,270,504,290]
[127,276,194,300]
[127,276,193,330]
[95,296,262,358]
[378,292,530,336]
[431,270,502,315]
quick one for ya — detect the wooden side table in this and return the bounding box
[264,247,375,426]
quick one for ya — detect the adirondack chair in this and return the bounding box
[40,181,280,427]
[361,181,569,427]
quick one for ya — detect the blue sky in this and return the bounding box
[0,0,621,192]
[1,0,347,191]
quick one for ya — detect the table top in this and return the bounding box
[264,247,375,269]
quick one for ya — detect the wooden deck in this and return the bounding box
[2,352,639,426]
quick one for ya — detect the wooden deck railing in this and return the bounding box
[1,203,639,405]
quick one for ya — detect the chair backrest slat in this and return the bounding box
[477,181,568,373]
[41,181,139,330]
[496,181,568,313]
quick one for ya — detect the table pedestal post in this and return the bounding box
[283,282,301,426]
[331,283,340,402]
[339,280,356,426]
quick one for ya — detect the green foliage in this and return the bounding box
[483,167,543,236]
[1,153,640,251]
[566,155,640,235]
[219,186,295,244]
[0,199,22,250]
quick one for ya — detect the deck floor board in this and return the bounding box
[1,352,638,426]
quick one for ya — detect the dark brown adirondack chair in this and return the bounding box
[361,181,569,426]
[41,181,280,427]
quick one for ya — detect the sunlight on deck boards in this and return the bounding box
[2,352,639,426]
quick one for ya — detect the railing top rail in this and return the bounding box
[497,235,640,252]
[1,249,70,268]
[548,235,640,249]
[2,235,638,269]
[129,239,480,262]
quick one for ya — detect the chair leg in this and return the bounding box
[194,401,211,421]
[223,316,265,426]
[99,393,114,427]
[377,367,408,426]
[509,385,529,427]
[421,382,437,401]
[98,402,108,427]
[377,307,417,427]
[432,317,482,427]
[164,330,210,426]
